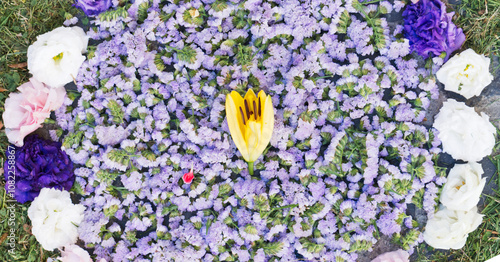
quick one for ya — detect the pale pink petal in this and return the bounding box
[371,249,410,262]
[3,92,28,129]
[2,78,65,147]
[59,245,92,262]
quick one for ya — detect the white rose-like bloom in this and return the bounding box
[27,26,88,88]
[423,206,483,249]
[27,188,85,251]
[440,162,486,211]
[433,99,496,162]
[436,48,493,99]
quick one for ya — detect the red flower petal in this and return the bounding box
[182,168,194,184]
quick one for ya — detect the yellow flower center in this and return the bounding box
[458,64,474,79]
[455,180,466,190]
[238,97,264,155]
[238,97,262,126]
[53,52,64,64]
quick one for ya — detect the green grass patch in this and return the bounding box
[454,0,500,56]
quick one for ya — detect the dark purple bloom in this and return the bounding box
[74,0,112,16]
[403,0,465,60]
[4,135,74,203]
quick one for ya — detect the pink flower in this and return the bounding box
[371,249,410,262]
[59,245,92,262]
[182,165,194,184]
[3,78,66,147]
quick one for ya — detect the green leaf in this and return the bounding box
[126,231,138,243]
[62,131,84,149]
[244,224,257,235]
[99,6,129,22]
[137,1,150,23]
[235,44,255,71]
[233,9,249,29]
[107,100,124,124]
[333,134,348,164]
[71,180,84,195]
[141,150,156,161]
[349,239,373,253]
[108,149,131,166]
[299,238,325,253]
[254,194,270,212]
[212,0,228,12]
[86,112,95,124]
[218,183,232,197]
[337,10,350,34]
[263,241,284,256]
[177,46,197,64]
[96,169,120,184]
[154,51,167,71]
[104,204,119,217]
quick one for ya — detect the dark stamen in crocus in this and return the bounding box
[253,100,257,120]
[239,107,246,125]
[258,98,262,117]
[244,100,250,120]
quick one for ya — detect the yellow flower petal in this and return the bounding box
[251,95,274,161]
[229,91,246,136]
[226,93,250,161]
[246,121,262,162]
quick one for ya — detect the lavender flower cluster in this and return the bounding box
[55,0,444,261]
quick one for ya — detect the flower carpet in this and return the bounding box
[2,0,499,261]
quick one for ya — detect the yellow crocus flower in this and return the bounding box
[225,89,274,175]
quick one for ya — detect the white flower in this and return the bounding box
[436,48,494,99]
[27,188,85,251]
[486,254,500,262]
[440,162,486,211]
[27,26,88,88]
[433,99,496,162]
[423,206,483,249]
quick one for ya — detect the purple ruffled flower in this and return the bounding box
[74,0,112,16]
[402,0,465,60]
[4,135,74,203]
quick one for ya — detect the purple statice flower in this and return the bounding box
[54,0,445,260]
[403,0,465,60]
[74,0,112,16]
[376,210,402,235]
[4,135,74,203]
[95,125,130,146]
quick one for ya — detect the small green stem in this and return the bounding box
[360,0,382,5]
[248,161,254,176]
[314,75,334,80]
[166,46,181,52]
